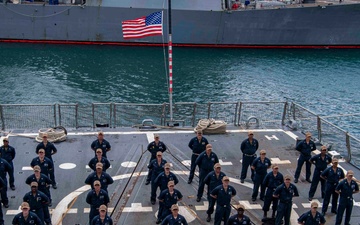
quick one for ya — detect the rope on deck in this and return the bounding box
[194,119,227,134]
[35,126,67,143]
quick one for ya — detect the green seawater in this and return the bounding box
[0,43,359,133]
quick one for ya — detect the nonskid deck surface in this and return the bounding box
[2,128,360,224]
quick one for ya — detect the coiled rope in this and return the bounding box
[35,126,67,143]
[194,119,227,134]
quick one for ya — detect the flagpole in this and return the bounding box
[168,0,174,124]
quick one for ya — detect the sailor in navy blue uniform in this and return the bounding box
[25,166,52,206]
[262,164,284,219]
[187,130,209,184]
[88,149,111,172]
[85,163,114,193]
[204,163,226,222]
[251,149,271,201]
[240,130,259,183]
[227,204,252,225]
[335,170,359,225]
[195,144,219,202]
[30,149,54,194]
[157,181,183,224]
[91,131,111,158]
[211,176,237,225]
[320,157,344,215]
[0,157,12,208]
[297,201,325,225]
[12,202,43,225]
[273,174,299,225]
[308,145,332,201]
[146,133,167,185]
[0,177,5,224]
[91,204,113,225]
[86,180,110,224]
[294,132,316,183]
[35,134,57,189]
[0,137,16,190]
[23,182,50,224]
[149,151,167,205]
[155,163,179,193]
[161,204,188,225]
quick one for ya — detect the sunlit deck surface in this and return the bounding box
[2,126,360,224]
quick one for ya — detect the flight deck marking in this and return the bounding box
[22,166,33,171]
[181,160,191,167]
[122,203,152,212]
[238,201,262,209]
[146,133,154,143]
[219,159,233,166]
[265,135,279,141]
[121,161,137,168]
[6,206,21,215]
[59,163,76,169]
[284,131,298,140]
[270,158,291,164]
[195,201,209,210]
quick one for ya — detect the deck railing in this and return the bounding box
[290,102,360,167]
[0,101,358,167]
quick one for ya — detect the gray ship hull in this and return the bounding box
[1,2,360,47]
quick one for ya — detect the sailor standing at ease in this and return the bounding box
[146,133,167,185]
[210,176,237,225]
[91,131,111,158]
[12,202,42,225]
[187,130,209,184]
[240,130,259,183]
[0,152,12,208]
[297,201,325,225]
[335,170,359,225]
[0,137,16,191]
[149,151,167,205]
[273,174,299,225]
[36,133,58,189]
[262,164,284,219]
[227,204,252,225]
[294,132,316,183]
[251,149,271,202]
[320,157,344,216]
[157,181,183,224]
[203,163,226,222]
[195,144,219,202]
[308,145,332,201]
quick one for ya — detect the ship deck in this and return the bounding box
[2,127,360,224]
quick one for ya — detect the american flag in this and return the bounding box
[122,11,163,39]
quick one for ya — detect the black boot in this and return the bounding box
[206,214,211,222]
[272,210,276,218]
[263,211,267,219]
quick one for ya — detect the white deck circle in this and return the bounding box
[121,161,137,168]
[59,163,76,169]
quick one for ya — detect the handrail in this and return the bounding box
[0,101,358,168]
